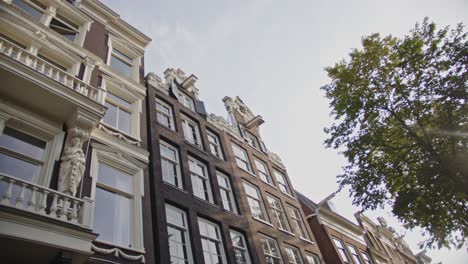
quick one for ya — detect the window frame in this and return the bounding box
[254,158,275,186]
[285,245,304,264]
[177,91,195,111]
[207,130,224,160]
[360,251,371,264]
[106,35,141,81]
[230,229,252,264]
[156,98,175,131]
[305,253,321,264]
[232,143,252,173]
[245,130,260,150]
[165,204,194,264]
[198,218,227,264]
[273,169,293,197]
[90,146,145,251]
[181,115,202,149]
[159,140,183,189]
[266,194,292,233]
[217,171,237,214]
[259,234,283,264]
[242,181,270,224]
[332,237,351,263]
[287,205,311,241]
[103,92,133,135]
[347,244,364,264]
[188,156,213,203]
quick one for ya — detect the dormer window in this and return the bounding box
[49,14,79,42]
[110,49,133,78]
[178,91,195,111]
[12,0,45,21]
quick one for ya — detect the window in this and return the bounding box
[207,130,223,159]
[217,171,237,213]
[165,204,193,264]
[333,238,350,263]
[255,158,274,185]
[259,235,283,264]
[198,218,227,264]
[347,245,363,264]
[273,170,292,196]
[232,143,252,172]
[189,157,212,202]
[305,253,321,264]
[93,162,134,247]
[160,141,182,189]
[267,195,291,232]
[178,91,195,111]
[182,116,202,148]
[110,49,133,78]
[230,230,251,264]
[285,246,303,264]
[103,92,132,134]
[49,14,79,42]
[360,251,371,264]
[287,205,310,240]
[156,99,175,130]
[245,131,260,150]
[243,181,269,223]
[12,0,45,20]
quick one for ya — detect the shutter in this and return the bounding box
[260,141,268,153]
[194,99,207,117]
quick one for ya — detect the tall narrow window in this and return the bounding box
[182,116,202,148]
[285,246,304,264]
[333,238,350,263]
[103,92,132,134]
[254,158,274,186]
[160,141,182,189]
[217,171,237,213]
[259,235,283,264]
[12,0,45,20]
[360,252,371,264]
[94,163,134,247]
[165,204,193,264]
[189,157,212,202]
[288,205,310,240]
[305,253,321,264]
[230,230,251,264]
[243,181,269,223]
[207,130,223,159]
[245,131,260,149]
[178,91,195,111]
[156,99,175,130]
[232,143,252,172]
[347,245,363,264]
[267,195,291,232]
[273,170,292,196]
[198,218,227,264]
[110,49,133,78]
[49,14,79,42]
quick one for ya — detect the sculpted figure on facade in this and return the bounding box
[58,127,89,196]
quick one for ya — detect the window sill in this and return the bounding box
[184,140,204,151]
[300,238,315,244]
[222,208,241,218]
[193,196,217,208]
[253,217,273,227]
[157,122,177,134]
[94,239,146,254]
[99,122,141,144]
[162,181,187,193]
[278,228,296,237]
[262,181,277,189]
[280,191,296,200]
[238,166,256,177]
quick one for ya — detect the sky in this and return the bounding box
[101,0,467,262]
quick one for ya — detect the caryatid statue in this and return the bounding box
[58,127,89,197]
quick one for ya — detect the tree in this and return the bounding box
[322,18,467,249]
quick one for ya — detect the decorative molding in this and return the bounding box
[223,96,256,123]
[91,244,145,263]
[97,123,140,146]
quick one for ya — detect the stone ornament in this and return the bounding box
[58,127,89,196]
[223,96,255,123]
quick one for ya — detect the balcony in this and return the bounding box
[0,36,106,127]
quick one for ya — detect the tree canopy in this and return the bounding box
[322,18,467,249]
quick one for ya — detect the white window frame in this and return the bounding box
[285,245,304,264]
[243,181,270,224]
[165,204,193,264]
[347,245,363,264]
[245,131,260,150]
[217,171,237,214]
[287,205,311,241]
[266,194,292,233]
[232,143,252,173]
[188,156,213,203]
[360,251,371,264]
[156,98,175,131]
[198,218,227,264]
[273,169,293,197]
[160,140,182,189]
[333,238,350,263]
[0,104,64,188]
[230,230,251,264]
[106,35,142,81]
[181,115,202,149]
[101,78,143,140]
[259,234,283,264]
[207,130,223,160]
[305,253,321,264]
[254,158,274,186]
[177,91,195,111]
[90,145,145,251]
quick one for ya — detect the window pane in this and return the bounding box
[0,153,40,182]
[103,102,118,127]
[118,109,131,134]
[98,163,133,193]
[166,205,191,263]
[94,187,132,247]
[0,127,45,160]
[110,54,132,78]
[108,93,132,109]
[306,254,321,264]
[49,17,78,41]
[12,0,43,20]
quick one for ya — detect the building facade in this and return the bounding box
[146,69,323,264]
[298,192,373,264]
[0,0,154,263]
